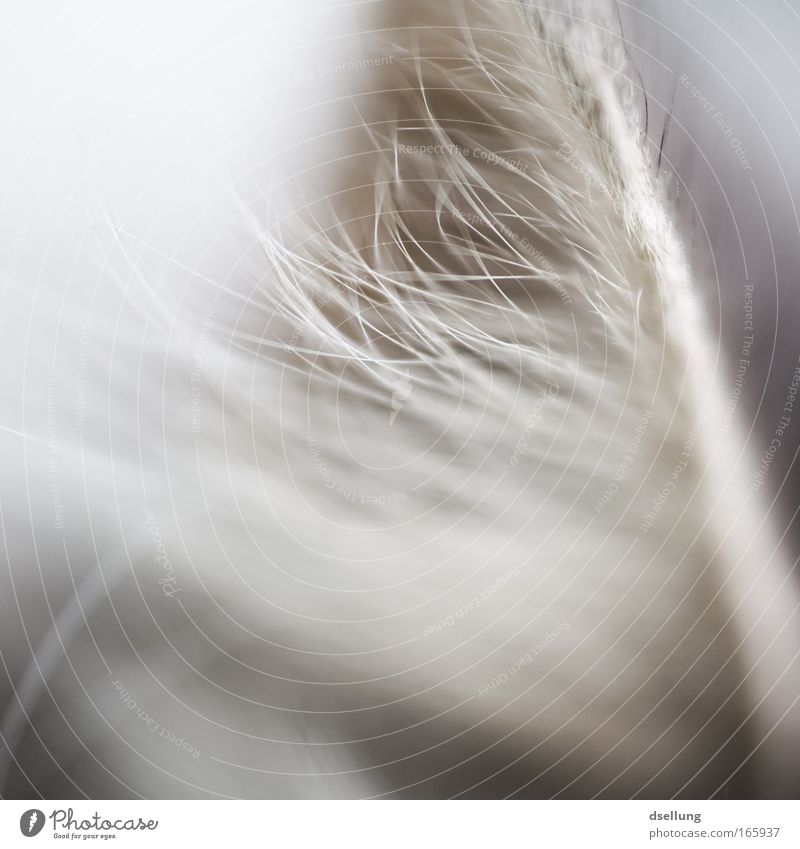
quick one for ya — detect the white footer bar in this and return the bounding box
[1,800,797,847]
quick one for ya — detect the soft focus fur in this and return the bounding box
[1,0,799,798]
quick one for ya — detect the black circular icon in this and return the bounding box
[19,810,46,837]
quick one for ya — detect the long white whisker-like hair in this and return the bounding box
[1,0,798,799]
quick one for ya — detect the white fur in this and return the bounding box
[1,0,798,798]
